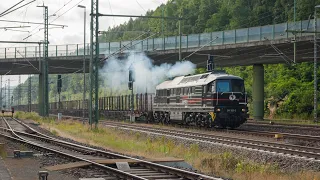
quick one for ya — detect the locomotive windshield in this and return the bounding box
[216,79,244,93]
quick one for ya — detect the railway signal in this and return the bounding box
[129,66,135,122]
[207,55,214,72]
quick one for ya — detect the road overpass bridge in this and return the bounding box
[2,19,318,120]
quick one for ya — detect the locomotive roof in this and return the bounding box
[156,72,243,90]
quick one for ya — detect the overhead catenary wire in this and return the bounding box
[24,0,83,40]
[15,50,40,72]
[182,37,219,60]
[100,31,160,63]
[0,0,36,18]
[108,0,116,26]
[24,0,74,36]
[0,0,25,17]
[135,0,147,13]
[0,19,66,27]
[4,29,29,33]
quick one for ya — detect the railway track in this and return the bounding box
[50,114,320,142]
[102,121,320,160]
[0,117,221,180]
[246,119,320,129]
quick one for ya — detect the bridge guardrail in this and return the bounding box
[0,19,317,60]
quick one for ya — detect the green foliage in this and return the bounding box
[226,62,319,119]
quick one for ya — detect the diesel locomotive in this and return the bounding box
[153,71,248,128]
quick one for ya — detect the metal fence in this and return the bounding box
[0,19,317,59]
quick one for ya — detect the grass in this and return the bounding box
[15,111,320,180]
[0,144,7,158]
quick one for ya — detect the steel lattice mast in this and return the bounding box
[38,5,49,116]
[0,76,2,111]
[89,0,99,128]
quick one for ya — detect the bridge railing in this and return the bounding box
[0,19,317,60]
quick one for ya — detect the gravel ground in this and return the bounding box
[111,126,320,173]
[0,136,78,180]
[102,121,320,149]
[0,119,118,180]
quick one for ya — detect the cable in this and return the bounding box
[49,0,84,24]
[135,0,147,13]
[182,37,219,60]
[0,0,25,16]
[25,0,74,37]
[0,0,36,18]
[0,19,65,26]
[108,0,116,26]
[24,0,81,40]
[52,0,74,16]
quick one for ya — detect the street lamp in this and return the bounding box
[78,4,86,124]
[314,5,320,122]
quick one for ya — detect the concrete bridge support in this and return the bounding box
[38,75,43,116]
[252,64,264,120]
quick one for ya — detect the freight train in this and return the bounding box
[15,71,248,129]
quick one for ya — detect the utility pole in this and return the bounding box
[294,0,297,63]
[162,4,165,51]
[179,16,182,61]
[78,4,86,123]
[314,8,318,123]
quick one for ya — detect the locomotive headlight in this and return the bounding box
[242,108,246,112]
[216,108,221,112]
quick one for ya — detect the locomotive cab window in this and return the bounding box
[216,79,245,93]
[231,79,245,92]
[217,80,230,92]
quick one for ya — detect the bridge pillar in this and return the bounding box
[252,64,264,120]
[38,74,43,116]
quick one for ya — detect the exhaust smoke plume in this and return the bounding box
[99,52,196,94]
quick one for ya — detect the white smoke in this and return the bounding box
[99,52,196,94]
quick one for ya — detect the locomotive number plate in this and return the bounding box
[227,109,236,113]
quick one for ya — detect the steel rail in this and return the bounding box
[48,114,320,141]
[0,117,147,180]
[10,117,221,180]
[228,129,320,141]
[102,122,320,159]
[245,121,320,130]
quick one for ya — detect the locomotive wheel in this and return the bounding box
[206,119,212,128]
[165,116,170,124]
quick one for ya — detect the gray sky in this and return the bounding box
[0,0,168,87]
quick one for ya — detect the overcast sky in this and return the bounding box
[0,0,168,87]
